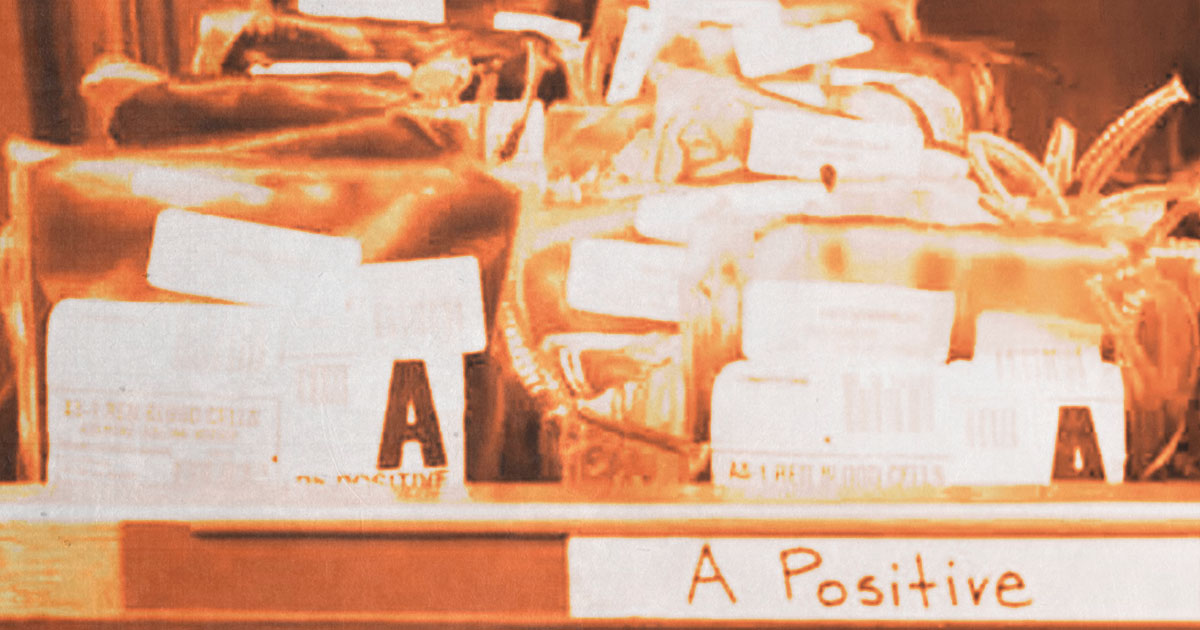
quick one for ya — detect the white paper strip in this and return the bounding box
[147,208,363,307]
[569,536,1200,622]
[747,108,925,181]
[566,239,686,322]
[741,280,956,361]
[297,0,443,23]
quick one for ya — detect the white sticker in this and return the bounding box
[486,101,545,165]
[297,0,444,23]
[147,209,363,307]
[635,181,828,243]
[355,256,486,358]
[46,272,479,493]
[974,311,1104,356]
[733,20,873,79]
[650,0,781,25]
[741,280,956,361]
[279,352,466,493]
[713,451,947,495]
[942,353,1126,485]
[47,300,284,485]
[131,165,273,207]
[568,537,1200,621]
[249,61,414,79]
[747,108,924,181]
[566,239,686,322]
[493,11,581,41]
[606,6,666,105]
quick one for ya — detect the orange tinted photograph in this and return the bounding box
[0,1,1197,627]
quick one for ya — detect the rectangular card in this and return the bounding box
[493,12,581,41]
[634,181,827,243]
[732,20,873,78]
[568,536,1200,622]
[566,239,686,322]
[147,208,362,307]
[297,0,444,23]
[741,280,956,361]
[747,108,924,181]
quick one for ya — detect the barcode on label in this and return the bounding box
[842,371,935,434]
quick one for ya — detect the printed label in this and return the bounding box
[741,280,955,361]
[566,239,686,322]
[713,451,948,495]
[709,360,947,459]
[732,20,873,79]
[355,256,487,358]
[147,208,362,307]
[568,537,1200,621]
[747,108,924,181]
[650,0,781,25]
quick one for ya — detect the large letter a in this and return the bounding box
[377,360,447,469]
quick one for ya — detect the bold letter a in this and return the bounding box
[378,360,447,469]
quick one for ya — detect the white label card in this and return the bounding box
[747,108,924,181]
[147,209,363,307]
[634,181,828,244]
[733,20,873,79]
[566,239,685,322]
[741,280,956,361]
[568,537,1200,622]
[48,252,482,492]
[298,0,444,23]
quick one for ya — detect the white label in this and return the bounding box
[566,239,685,322]
[47,301,284,484]
[974,311,1104,355]
[606,6,665,104]
[297,0,444,23]
[493,12,581,41]
[131,165,273,207]
[147,209,363,307]
[747,108,924,181]
[741,280,956,361]
[710,360,947,459]
[708,352,1126,490]
[733,20,873,78]
[355,256,486,358]
[650,0,781,25]
[634,181,828,243]
[47,254,479,493]
[249,61,414,79]
[941,356,1126,485]
[568,537,1200,621]
[713,451,947,496]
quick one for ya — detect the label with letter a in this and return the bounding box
[568,537,1200,622]
[47,256,484,496]
[298,0,443,23]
